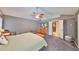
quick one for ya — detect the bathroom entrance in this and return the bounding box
[52,20,63,39]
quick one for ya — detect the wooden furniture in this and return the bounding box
[2,32,11,36]
[1,30,15,36]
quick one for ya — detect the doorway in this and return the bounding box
[52,20,63,39]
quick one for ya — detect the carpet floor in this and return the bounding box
[40,35,79,51]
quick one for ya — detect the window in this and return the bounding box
[0,16,2,28]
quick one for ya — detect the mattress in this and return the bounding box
[0,32,47,51]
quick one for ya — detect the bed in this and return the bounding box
[0,32,47,51]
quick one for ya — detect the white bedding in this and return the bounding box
[0,32,47,51]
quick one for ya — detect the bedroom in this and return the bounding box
[0,7,79,51]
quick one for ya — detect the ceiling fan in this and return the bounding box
[32,7,60,21]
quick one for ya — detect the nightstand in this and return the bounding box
[2,32,11,36]
[1,29,16,36]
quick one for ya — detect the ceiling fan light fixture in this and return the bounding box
[35,15,40,19]
[32,12,44,19]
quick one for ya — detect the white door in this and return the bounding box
[48,21,53,35]
[59,20,63,39]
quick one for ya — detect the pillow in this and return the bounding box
[0,36,8,45]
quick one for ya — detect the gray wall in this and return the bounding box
[3,15,40,34]
[63,20,67,39]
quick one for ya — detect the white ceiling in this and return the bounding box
[0,7,79,20]
[44,7,79,15]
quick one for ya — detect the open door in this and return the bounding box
[52,20,63,39]
[59,20,63,39]
[52,21,59,37]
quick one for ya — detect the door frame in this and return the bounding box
[52,20,64,39]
